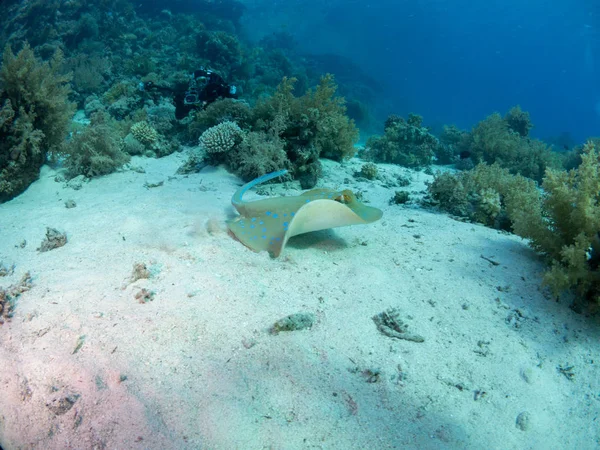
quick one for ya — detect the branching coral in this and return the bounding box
[198,121,244,155]
[130,121,158,146]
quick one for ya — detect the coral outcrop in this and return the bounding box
[0,43,74,203]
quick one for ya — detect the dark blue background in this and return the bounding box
[242,0,599,142]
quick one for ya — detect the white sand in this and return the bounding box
[0,153,598,449]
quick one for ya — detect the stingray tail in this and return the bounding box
[231,169,288,209]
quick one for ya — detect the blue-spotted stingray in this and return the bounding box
[227,170,383,257]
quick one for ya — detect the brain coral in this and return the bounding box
[198,121,243,154]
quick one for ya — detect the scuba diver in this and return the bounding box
[139,67,238,119]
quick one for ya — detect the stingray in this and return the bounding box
[227,170,383,257]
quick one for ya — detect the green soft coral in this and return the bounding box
[60,113,130,178]
[250,74,358,187]
[468,110,561,182]
[188,75,357,189]
[512,141,600,304]
[427,163,539,230]
[363,113,441,168]
[0,43,74,202]
[228,130,289,182]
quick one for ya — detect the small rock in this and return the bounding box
[66,175,86,190]
[46,393,79,416]
[515,411,531,431]
[269,312,315,334]
[37,228,67,252]
[520,367,536,384]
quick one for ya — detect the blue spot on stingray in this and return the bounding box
[251,217,256,222]
[272,213,278,218]
[283,213,288,217]
[305,199,310,203]
[250,224,255,229]
[275,237,281,241]
[265,211,271,216]
[283,222,288,227]
[262,235,266,239]
[262,228,267,233]
[290,212,295,217]
[259,221,264,225]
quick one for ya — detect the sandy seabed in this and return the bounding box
[0,152,598,449]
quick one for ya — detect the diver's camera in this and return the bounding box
[184,88,200,105]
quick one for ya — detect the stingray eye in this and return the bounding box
[335,194,350,204]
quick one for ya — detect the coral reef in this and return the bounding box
[227,130,289,181]
[562,137,600,171]
[189,98,253,138]
[145,99,176,134]
[122,134,146,156]
[439,124,471,165]
[186,75,356,188]
[389,191,410,205]
[198,121,244,156]
[0,43,74,203]
[426,163,540,230]
[355,162,379,180]
[465,109,561,182]
[60,113,130,178]
[504,105,533,137]
[511,141,600,306]
[130,121,159,146]
[68,54,111,100]
[0,1,377,194]
[196,30,243,76]
[250,75,358,187]
[0,0,386,196]
[363,113,442,168]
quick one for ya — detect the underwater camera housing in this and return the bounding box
[184,87,200,105]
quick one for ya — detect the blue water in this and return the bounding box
[2,2,600,448]
[243,0,600,143]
